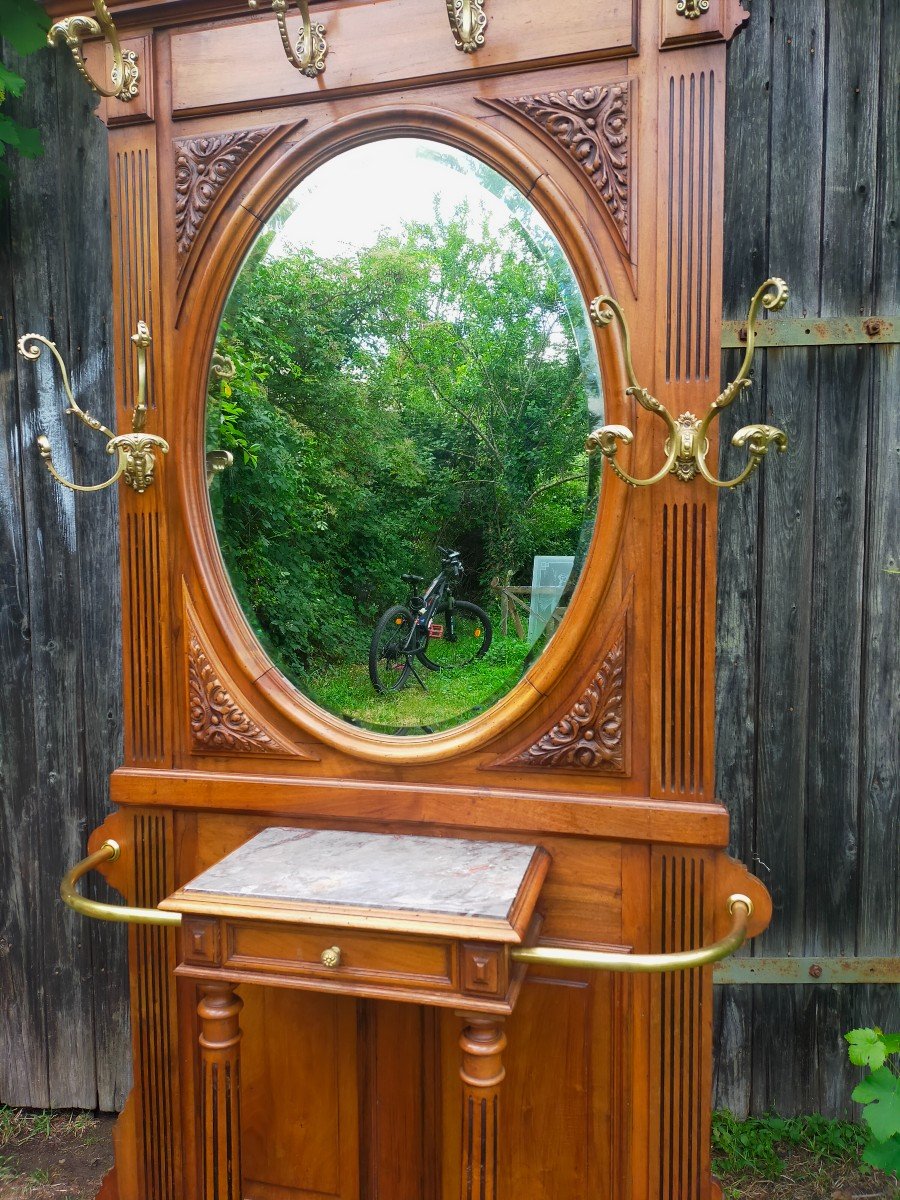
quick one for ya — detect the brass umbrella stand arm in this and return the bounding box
[512,894,752,973]
[60,840,182,927]
[62,845,751,967]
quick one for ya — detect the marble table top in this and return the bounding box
[162,828,548,940]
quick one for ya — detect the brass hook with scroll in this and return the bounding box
[17,322,169,495]
[586,278,790,489]
[446,0,488,51]
[48,0,140,102]
[248,0,328,77]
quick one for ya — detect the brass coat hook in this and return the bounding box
[586,278,790,489]
[17,322,169,495]
[248,0,328,78]
[446,0,488,52]
[48,0,140,101]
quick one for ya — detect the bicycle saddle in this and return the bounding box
[401,573,424,584]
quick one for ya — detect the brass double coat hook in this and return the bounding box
[587,278,790,489]
[17,322,169,495]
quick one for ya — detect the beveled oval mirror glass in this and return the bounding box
[206,138,603,736]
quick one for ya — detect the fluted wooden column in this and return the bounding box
[459,1015,506,1200]
[198,983,243,1200]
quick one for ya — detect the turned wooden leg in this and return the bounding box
[459,1015,506,1200]
[198,983,243,1200]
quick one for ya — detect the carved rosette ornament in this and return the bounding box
[188,632,281,754]
[491,83,632,253]
[676,0,710,17]
[499,621,626,771]
[174,128,274,259]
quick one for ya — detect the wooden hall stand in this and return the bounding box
[40,0,778,1195]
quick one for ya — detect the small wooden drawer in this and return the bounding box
[224,921,456,992]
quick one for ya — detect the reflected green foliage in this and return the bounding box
[313,634,526,733]
[208,202,595,703]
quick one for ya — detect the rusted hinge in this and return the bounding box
[722,315,898,348]
[713,955,900,985]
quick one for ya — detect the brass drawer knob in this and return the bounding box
[320,946,342,969]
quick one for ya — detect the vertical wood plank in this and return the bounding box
[747,0,827,1119]
[0,74,49,1106]
[713,0,772,1118]
[54,48,130,1116]
[805,0,880,952]
[853,0,900,1078]
[4,43,100,1109]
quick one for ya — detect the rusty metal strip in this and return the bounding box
[713,956,900,985]
[721,316,898,348]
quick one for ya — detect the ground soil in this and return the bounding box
[0,1113,114,1200]
[718,1151,898,1200]
[0,1112,896,1199]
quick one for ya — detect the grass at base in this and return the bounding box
[307,634,529,731]
[713,1111,897,1199]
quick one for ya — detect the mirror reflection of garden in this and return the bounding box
[207,139,603,733]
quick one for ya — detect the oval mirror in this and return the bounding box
[206,137,603,736]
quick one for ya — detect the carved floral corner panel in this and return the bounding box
[183,593,307,757]
[483,80,633,259]
[494,616,627,773]
[174,127,276,263]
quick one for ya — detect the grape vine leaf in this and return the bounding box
[862,1131,900,1176]
[0,0,51,56]
[852,1066,900,1144]
[847,1027,892,1070]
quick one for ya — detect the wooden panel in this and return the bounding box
[240,988,360,1200]
[130,811,182,1200]
[649,851,711,1200]
[111,127,173,769]
[662,67,718,386]
[358,1002,437,1200]
[659,501,710,796]
[440,969,620,1198]
[170,0,636,116]
[112,139,158,414]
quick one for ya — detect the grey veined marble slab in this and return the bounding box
[181,828,540,922]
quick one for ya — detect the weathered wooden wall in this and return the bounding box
[0,0,896,1117]
[0,42,130,1111]
[714,0,899,1117]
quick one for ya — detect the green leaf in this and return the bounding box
[862,1132,900,1177]
[0,61,26,101]
[847,1028,889,1070]
[852,1066,900,1143]
[0,0,51,56]
[13,119,40,156]
[0,111,21,146]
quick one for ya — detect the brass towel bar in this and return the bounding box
[61,841,182,927]
[511,895,753,973]
[63,842,752,972]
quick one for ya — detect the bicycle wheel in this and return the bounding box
[419,600,492,670]
[369,605,416,693]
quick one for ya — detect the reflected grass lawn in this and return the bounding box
[307,635,530,732]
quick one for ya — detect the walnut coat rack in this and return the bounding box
[43,0,772,1195]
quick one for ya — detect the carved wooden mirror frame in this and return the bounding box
[177,106,634,764]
